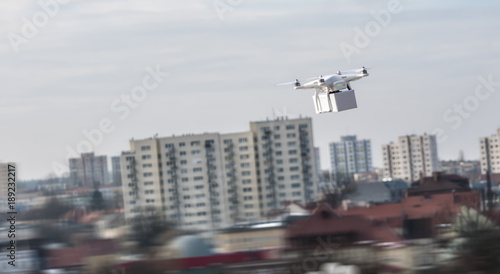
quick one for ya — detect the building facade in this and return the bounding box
[69,153,109,187]
[111,156,122,185]
[0,163,15,210]
[382,134,440,183]
[121,117,319,231]
[440,160,481,183]
[479,129,500,174]
[329,135,372,177]
[249,118,319,213]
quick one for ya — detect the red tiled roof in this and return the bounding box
[286,203,402,244]
[45,239,119,269]
[337,191,481,226]
[480,173,500,183]
[408,181,468,194]
[46,247,85,269]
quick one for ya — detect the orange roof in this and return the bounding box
[338,191,481,225]
[286,203,402,244]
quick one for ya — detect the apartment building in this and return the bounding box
[329,135,372,176]
[121,117,318,231]
[69,152,109,187]
[111,156,122,185]
[0,163,15,210]
[250,118,318,212]
[479,129,500,174]
[382,134,440,183]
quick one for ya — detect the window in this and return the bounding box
[142,155,151,160]
[180,151,186,156]
[239,138,248,143]
[143,163,152,168]
[290,166,299,171]
[141,146,151,151]
[191,150,201,155]
[240,154,249,160]
[143,172,153,177]
[241,163,250,168]
[193,167,202,173]
[224,139,232,144]
[239,146,248,151]
[242,171,251,176]
[286,125,295,130]
[165,143,174,148]
[287,133,296,138]
[194,176,203,181]
[291,183,301,188]
[190,141,200,146]
[144,181,154,186]
[289,150,297,155]
[180,160,187,165]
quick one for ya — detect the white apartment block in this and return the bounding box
[329,135,372,176]
[121,117,319,231]
[0,163,15,210]
[121,132,260,231]
[250,117,319,212]
[479,129,500,174]
[69,152,109,187]
[382,134,440,183]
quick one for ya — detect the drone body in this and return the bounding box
[278,67,369,114]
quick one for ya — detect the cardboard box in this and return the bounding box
[330,89,357,112]
[312,90,357,114]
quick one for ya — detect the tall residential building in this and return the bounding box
[329,135,372,176]
[121,117,318,231]
[479,128,500,174]
[111,156,122,185]
[382,134,440,183]
[69,152,109,187]
[0,163,15,210]
[250,118,319,212]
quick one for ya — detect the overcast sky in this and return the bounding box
[2,0,500,180]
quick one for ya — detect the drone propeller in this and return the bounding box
[306,75,324,81]
[341,66,370,74]
[276,79,300,86]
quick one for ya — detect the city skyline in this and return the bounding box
[2,1,500,180]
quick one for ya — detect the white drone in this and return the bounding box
[278,67,369,114]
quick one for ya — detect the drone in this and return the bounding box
[277,67,369,114]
